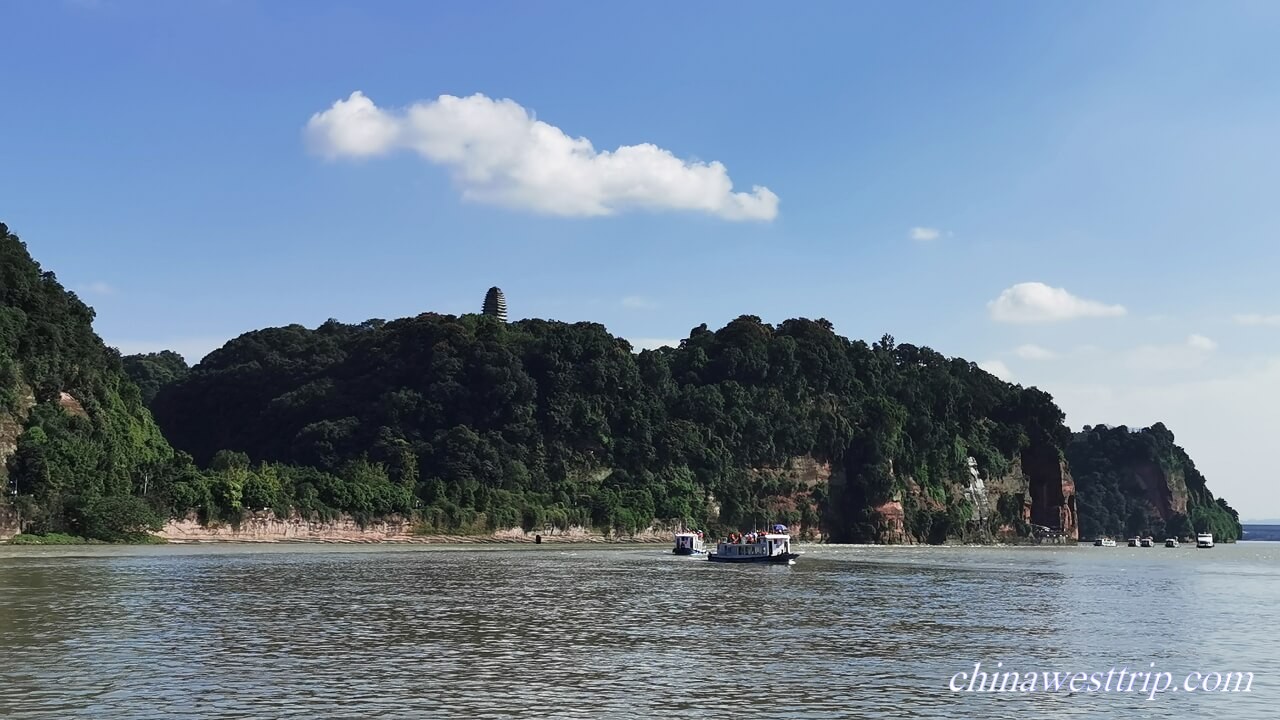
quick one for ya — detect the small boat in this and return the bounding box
[1094,537,1117,547]
[1164,538,1179,548]
[672,531,707,556]
[1127,537,1140,547]
[1140,537,1154,548]
[709,528,799,564]
[1196,533,1214,549]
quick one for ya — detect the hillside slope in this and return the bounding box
[1069,423,1241,541]
[1,222,173,538]
[151,312,1089,543]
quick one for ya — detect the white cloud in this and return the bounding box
[978,360,1015,381]
[988,282,1127,324]
[1187,333,1217,351]
[1014,344,1056,360]
[1122,336,1218,372]
[627,337,680,352]
[1234,313,1280,327]
[79,281,116,296]
[306,91,779,221]
[909,226,941,241]
[621,295,657,310]
[108,337,228,364]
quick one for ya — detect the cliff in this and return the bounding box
[159,512,678,544]
[1068,423,1240,542]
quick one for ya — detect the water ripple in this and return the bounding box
[0,543,1275,718]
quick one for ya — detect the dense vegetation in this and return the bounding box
[1069,423,1241,542]
[122,350,189,405]
[2,219,1242,543]
[147,307,1077,542]
[0,222,172,540]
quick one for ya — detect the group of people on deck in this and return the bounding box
[723,524,788,544]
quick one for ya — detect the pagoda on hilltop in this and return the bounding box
[482,286,508,322]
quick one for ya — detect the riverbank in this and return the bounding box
[156,513,677,544]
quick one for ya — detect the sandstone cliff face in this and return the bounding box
[1132,462,1189,521]
[736,456,832,540]
[862,443,1078,544]
[159,512,680,544]
[983,449,1078,542]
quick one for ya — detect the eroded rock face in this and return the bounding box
[738,456,832,540]
[157,513,680,544]
[1133,462,1189,521]
[58,391,88,418]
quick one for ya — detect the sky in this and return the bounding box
[3,1,1279,517]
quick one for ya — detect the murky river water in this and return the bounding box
[0,542,1275,718]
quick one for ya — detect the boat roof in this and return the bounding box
[674,531,700,536]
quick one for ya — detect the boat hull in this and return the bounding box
[673,548,707,556]
[708,552,800,564]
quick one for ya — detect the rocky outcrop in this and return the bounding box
[158,512,678,544]
[58,391,88,418]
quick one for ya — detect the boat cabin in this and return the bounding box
[673,531,706,555]
[715,533,792,559]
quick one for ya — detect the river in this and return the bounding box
[0,542,1274,718]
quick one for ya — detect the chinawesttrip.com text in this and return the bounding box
[949,662,1254,700]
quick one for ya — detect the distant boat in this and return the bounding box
[1196,533,1215,549]
[1127,537,1141,547]
[1140,537,1154,548]
[1165,538,1179,548]
[1094,537,1117,547]
[672,531,707,556]
[709,529,799,564]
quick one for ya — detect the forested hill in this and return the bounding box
[1068,423,1240,542]
[2,219,1241,542]
[0,223,173,539]
[147,306,1236,543]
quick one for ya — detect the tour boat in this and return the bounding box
[1127,537,1140,547]
[1093,537,1116,547]
[672,531,707,556]
[1164,538,1179,548]
[1196,533,1214,549]
[1140,537,1154,548]
[709,528,799,564]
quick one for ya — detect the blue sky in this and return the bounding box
[3,1,1280,515]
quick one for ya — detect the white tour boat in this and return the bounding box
[1164,538,1179,548]
[1093,537,1117,547]
[709,527,799,564]
[1127,537,1140,547]
[672,531,707,556]
[1140,537,1154,548]
[1196,533,1214,549]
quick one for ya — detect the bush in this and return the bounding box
[68,495,163,542]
